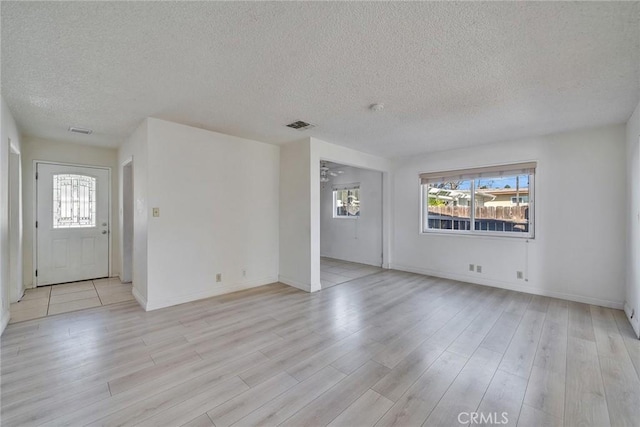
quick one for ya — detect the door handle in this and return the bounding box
[101,230,108,235]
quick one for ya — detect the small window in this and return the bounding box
[510,196,529,204]
[333,185,360,218]
[53,174,96,228]
[420,163,535,237]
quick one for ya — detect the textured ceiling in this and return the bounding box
[2,1,639,157]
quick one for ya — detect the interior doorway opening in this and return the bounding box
[319,161,383,289]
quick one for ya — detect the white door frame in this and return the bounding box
[120,156,133,284]
[8,140,23,302]
[33,160,112,287]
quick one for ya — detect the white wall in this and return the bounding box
[1,96,22,334]
[118,120,149,305]
[626,100,640,337]
[321,165,382,266]
[279,139,313,291]
[21,137,120,288]
[392,124,627,309]
[144,118,280,309]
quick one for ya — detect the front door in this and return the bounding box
[36,163,110,286]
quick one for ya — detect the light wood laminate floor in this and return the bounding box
[1,271,639,426]
[320,257,383,289]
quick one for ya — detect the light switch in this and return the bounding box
[152,207,160,217]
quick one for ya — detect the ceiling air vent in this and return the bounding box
[286,120,315,131]
[68,126,93,135]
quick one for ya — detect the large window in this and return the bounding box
[420,163,535,237]
[333,184,360,218]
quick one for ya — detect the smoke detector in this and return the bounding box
[68,126,93,135]
[286,120,316,131]
[370,103,384,112]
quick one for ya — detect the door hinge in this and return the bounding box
[35,221,38,228]
[35,270,38,277]
[35,172,38,180]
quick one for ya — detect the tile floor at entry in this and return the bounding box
[9,278,134,323]
[320,257,383,289]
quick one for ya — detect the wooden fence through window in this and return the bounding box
[427,205,528,222]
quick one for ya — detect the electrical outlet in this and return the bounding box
[517,271,524,279]
[216,273,222,283]
[476,265,482,273]
[469,264,475,272]
[152,207,160,217]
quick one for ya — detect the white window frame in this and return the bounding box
[333,184,360,219]
[419,163,535,239]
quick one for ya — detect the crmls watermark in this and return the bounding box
[458,412,509,425]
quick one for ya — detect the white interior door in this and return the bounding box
[36,163,110,286]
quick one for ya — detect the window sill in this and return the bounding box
[333,216,359,220]
[421,229,534,240]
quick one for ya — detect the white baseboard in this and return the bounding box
[390,263,624,310]
[117,274,132,284]
[11,287,25,304]
[320,254,381,268]
[145,276,279,311]
[1,309,11,336]
[278,274,311,292]
[624,301,640,339]
[132,286,148,311]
